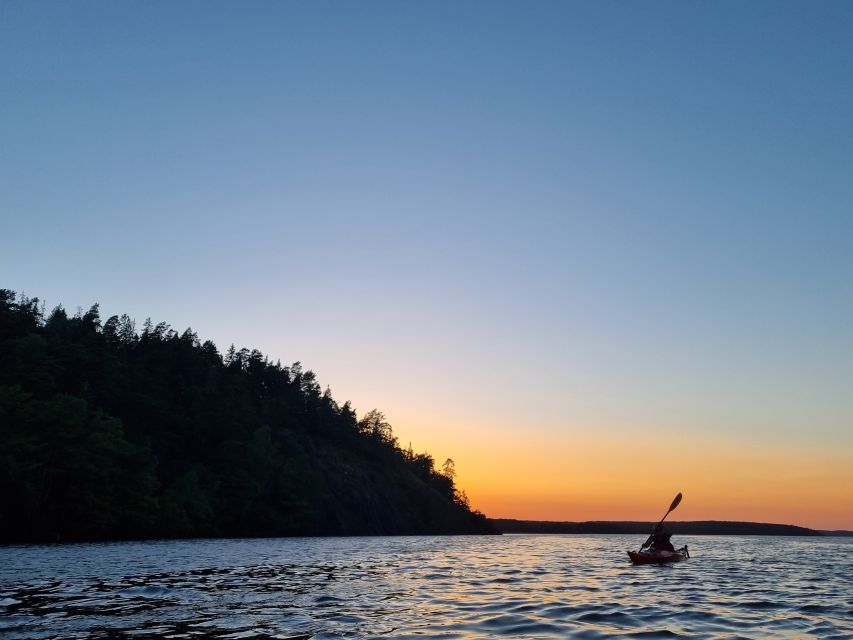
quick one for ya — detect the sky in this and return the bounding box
[2,1,851,529]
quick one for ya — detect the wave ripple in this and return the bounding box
[1,535,850,639]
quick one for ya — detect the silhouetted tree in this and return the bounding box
[442,458,456,480]
[0,289,493,542]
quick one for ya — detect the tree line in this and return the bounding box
[0,289,492,542]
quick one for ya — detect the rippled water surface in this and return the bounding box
[1,535,851,639]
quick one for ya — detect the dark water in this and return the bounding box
[1,535,851,639]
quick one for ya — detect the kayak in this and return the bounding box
[627,546,689,564]
[627,546,689,565]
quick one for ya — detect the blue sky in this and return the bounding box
[2,1,852,524]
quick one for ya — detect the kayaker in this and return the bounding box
[648,523,676,552]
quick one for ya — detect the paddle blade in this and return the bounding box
[669,492,683,513]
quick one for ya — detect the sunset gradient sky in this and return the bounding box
[2,1,851,529]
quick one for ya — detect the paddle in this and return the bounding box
[639,492,682,551]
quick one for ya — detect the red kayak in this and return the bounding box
[627,546,689,565]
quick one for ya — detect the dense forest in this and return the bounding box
[0,289,493,543]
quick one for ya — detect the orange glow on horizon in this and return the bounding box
[393,413,853,531]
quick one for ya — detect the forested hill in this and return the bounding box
[0,290,493,543]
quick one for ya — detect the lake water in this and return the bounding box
[1,535,850,639]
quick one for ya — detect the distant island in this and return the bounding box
[491,519,845,536]
[0,290,494,543]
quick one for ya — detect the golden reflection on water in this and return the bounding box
[1,534,851,639]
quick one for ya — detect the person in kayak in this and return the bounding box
[647,523,676,552]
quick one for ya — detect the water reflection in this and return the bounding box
[1,535,851,639]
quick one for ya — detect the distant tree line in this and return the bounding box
[491,519,821,536]
[0,289,492,543]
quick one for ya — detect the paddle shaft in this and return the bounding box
[639,493,682,551]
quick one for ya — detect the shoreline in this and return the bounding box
[3,525,851,547]
[490,519,852,536]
